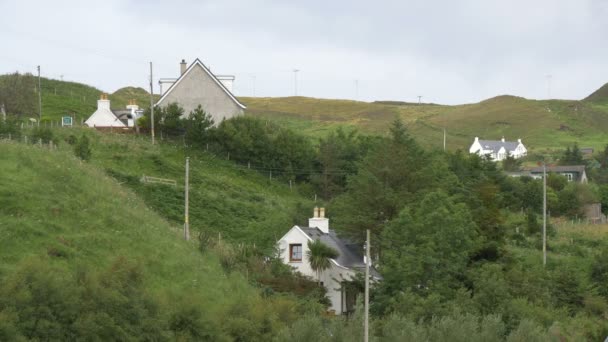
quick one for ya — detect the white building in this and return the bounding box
[469,137,527,161]
[85,95,143,128]
[277,207,380,315]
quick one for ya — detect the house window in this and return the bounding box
[565,173,574,182]
[289,244,302,262]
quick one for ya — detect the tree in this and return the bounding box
[501,155,522,172]
[74,134,91,161]
[560,143,583,165]
[0,72,36,117]
[332,119,458,246]
[379,191,477,300]
[184,105,214,147]
[306,240,339,286]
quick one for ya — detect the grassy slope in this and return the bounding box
[241,89,608,152]
[0,141,258,311]
[37,77,157,123]
[51,128,312,249]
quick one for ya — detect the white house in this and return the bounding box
[277,207,380,315]
[469,137,527,161]
[85,95,143,128]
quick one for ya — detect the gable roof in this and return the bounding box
[528,165,586,173]
[299,227,382,279]
[156,58,246,109]
[478,139,520,153]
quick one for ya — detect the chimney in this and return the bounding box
[474,137,479,142]
[126,99,139,111]
[180,59,187,75]
[97,93,110,110]
[309,207,329,234]
[501,136,505,143]
[517,138,522,144]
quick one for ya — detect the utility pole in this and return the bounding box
[150,62,155,145]
[184,157,190,241]
[37,65,42,126]
[543,162,547,266]
[364,229,370,342]
[443,128,446,151]
[417,95,422,105]
[293,69,299,96]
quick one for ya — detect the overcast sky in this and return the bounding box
[1,0,607,104]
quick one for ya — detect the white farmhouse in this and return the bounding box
[277,207,380,315]
[469,137,527,161]
[85,95,143,128]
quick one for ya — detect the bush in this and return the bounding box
[74,134,91,161]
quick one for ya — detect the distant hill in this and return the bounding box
[584,82,608,105]
[241,87,608,151]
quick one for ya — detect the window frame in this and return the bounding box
[289,243,303,262]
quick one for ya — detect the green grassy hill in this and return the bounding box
[241,84,608,152]
[45,128,312,249]
[37,78,157,123]
[0,132,318,339]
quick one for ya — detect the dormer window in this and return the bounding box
[289,244,302,262]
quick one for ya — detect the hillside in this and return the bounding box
[241,83,608,152]
[0,140,274,339]
[584,82,608,105]
[0,133,323,339]
[46,128,312,248]
[38,77,158,123]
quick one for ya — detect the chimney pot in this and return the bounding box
[319,207,325,218]
[501,136,505,143]
[314,206,319,218]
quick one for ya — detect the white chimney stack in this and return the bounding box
[309,207,329,234]
[501,136,505,142]
[180,59,187,75]
[97,93,110,110]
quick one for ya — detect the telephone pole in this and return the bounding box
[184,157,190,241]
[443,128,446,151]
[364,229,370,342]
[37,65,42,125]
[417,95,422,104]
[150,62,155,145]
[543,162,547,266]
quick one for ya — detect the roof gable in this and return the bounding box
[156,58,246,109]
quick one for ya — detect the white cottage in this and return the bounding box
[469,137,527,161]
[85,95,143,128]
[277,207,380,315]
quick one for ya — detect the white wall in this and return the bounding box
[278,226,356,315]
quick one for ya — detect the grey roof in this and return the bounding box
[528,165,586,173]
[478,140,519,153]
[300,227,382,279]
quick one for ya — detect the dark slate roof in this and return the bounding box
[479,140,519,153]
[299,227,382,279]
[528,165,586,173]
[111,110,132,126]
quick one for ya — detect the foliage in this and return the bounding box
[74,134,91,161]
[559,143,584,165]
[306,240,339,285]
[184,104,214,147]
[0,72,37,118]
[501,155,522,172]
[379,191,477,302]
